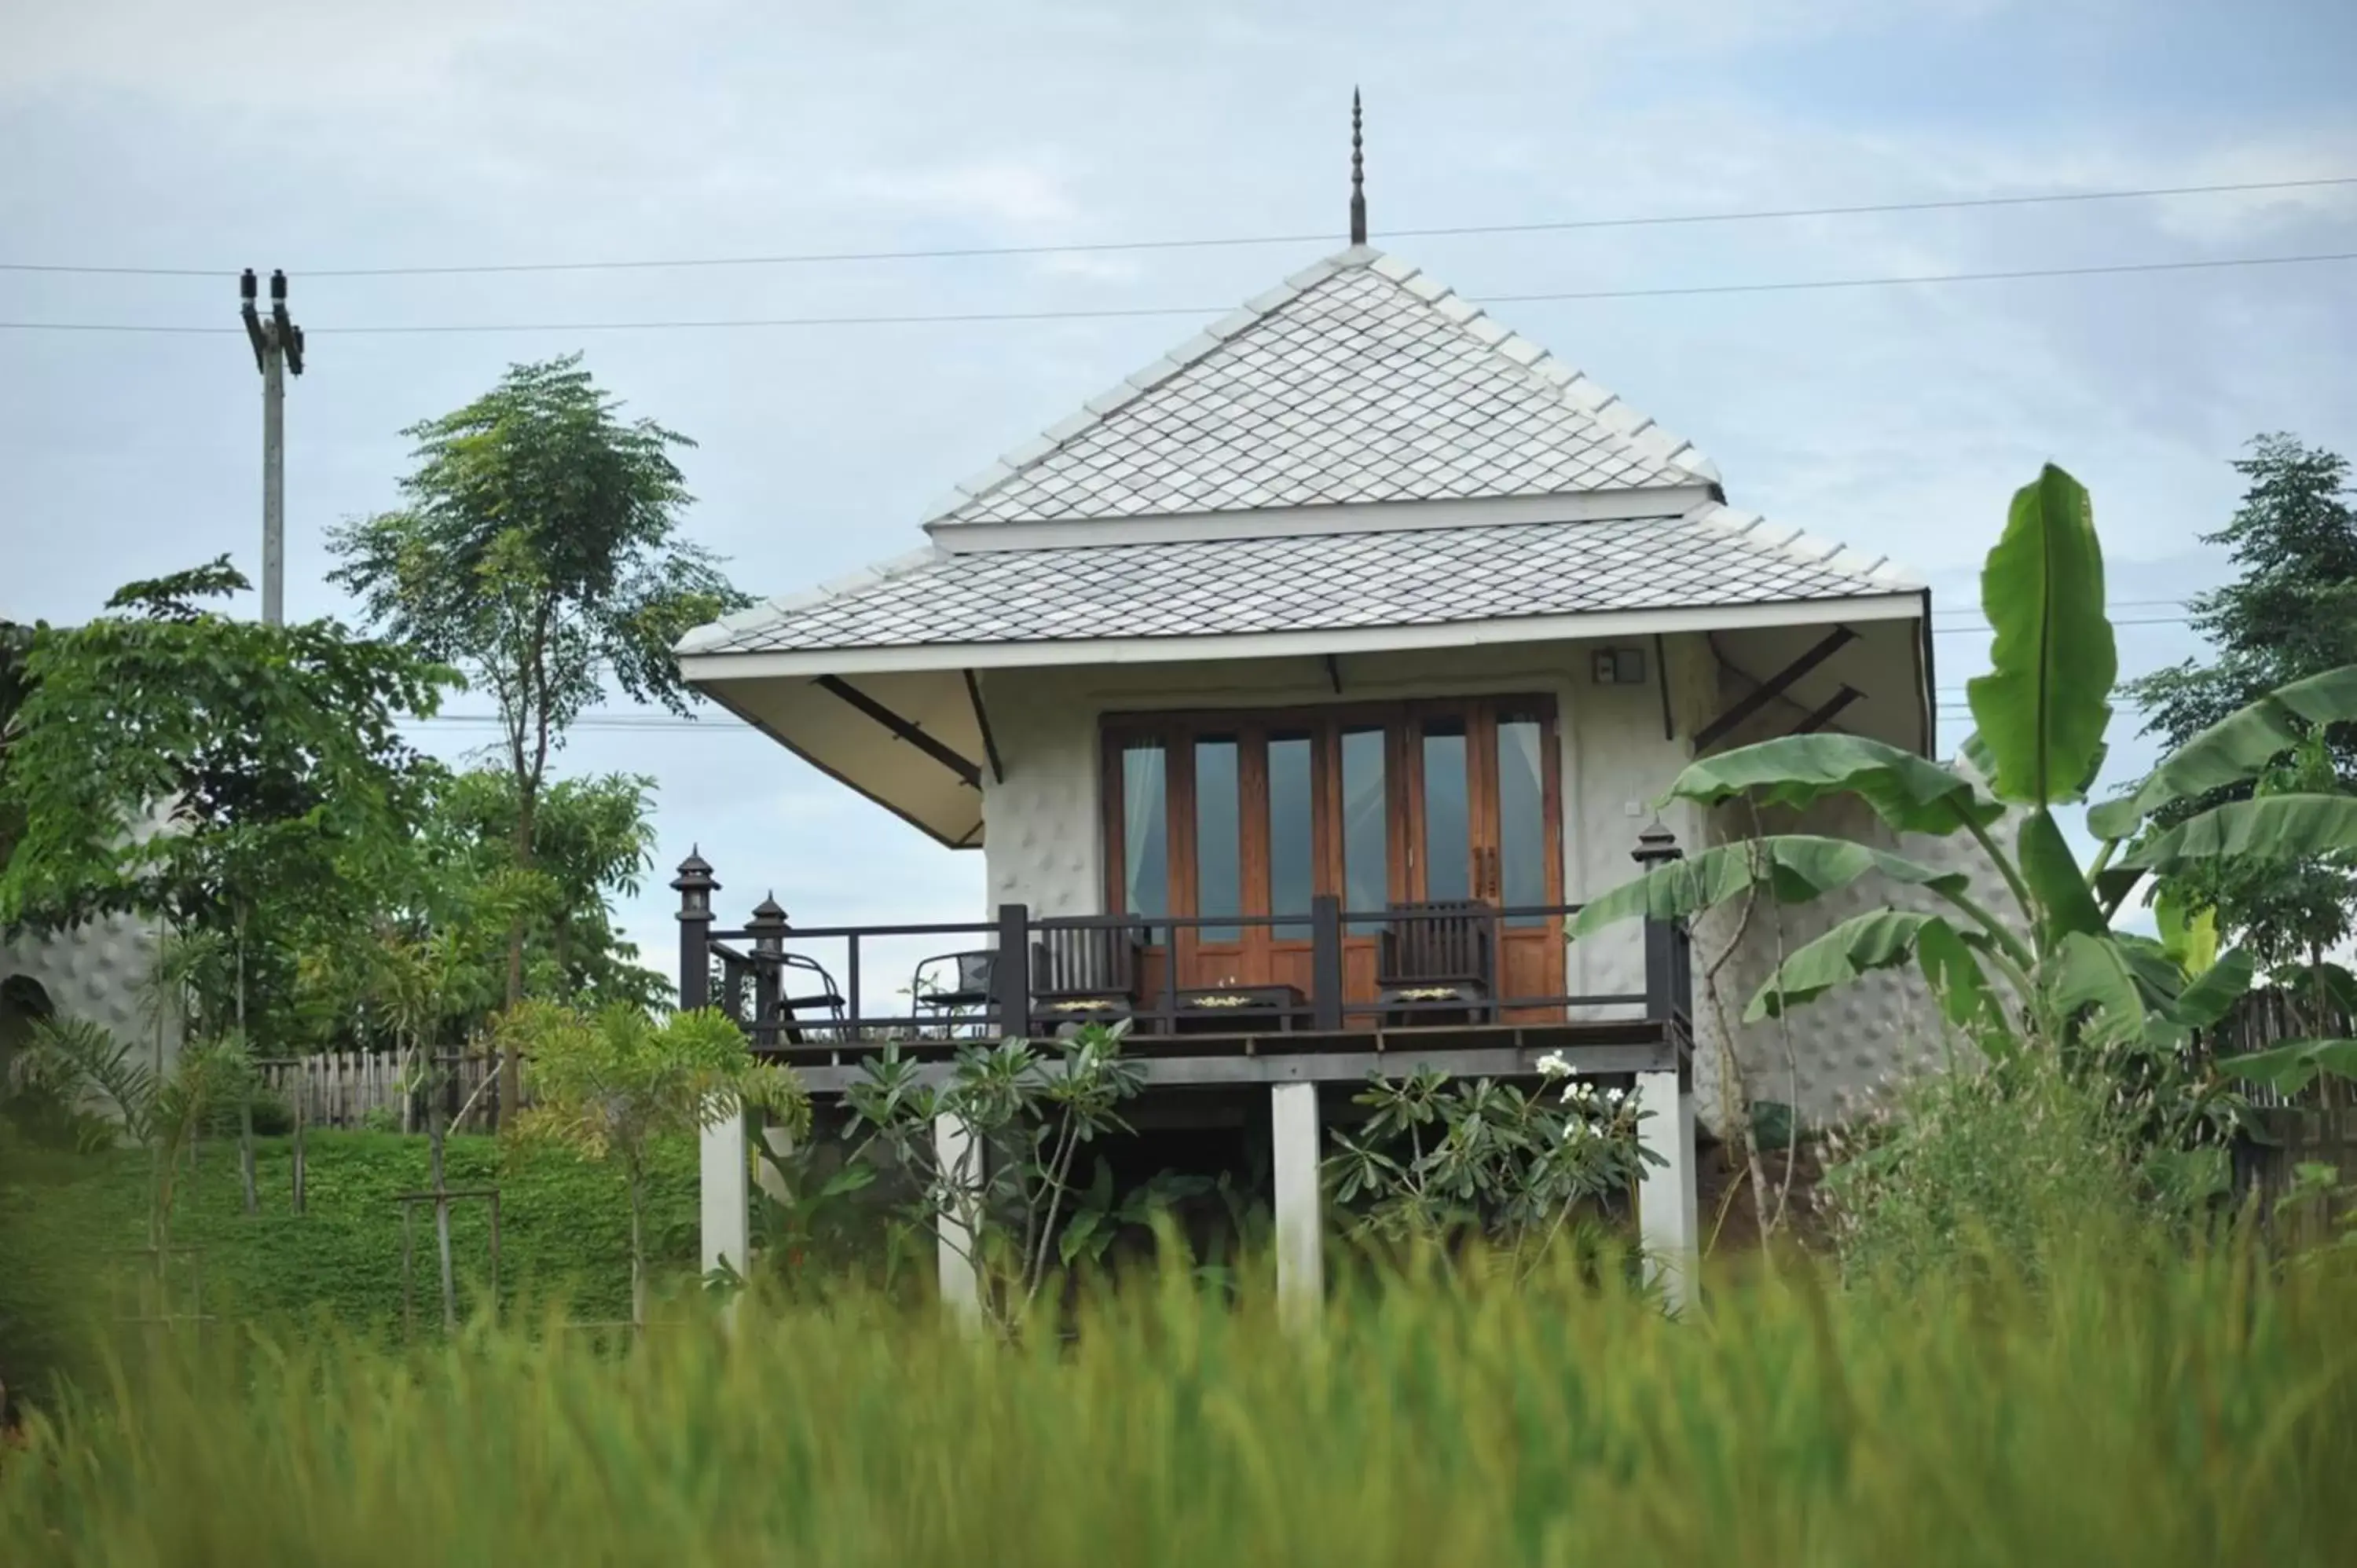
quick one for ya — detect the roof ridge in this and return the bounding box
[1357,251,1721,489]
[1684,499,1924,591]
[919,244,1721,529]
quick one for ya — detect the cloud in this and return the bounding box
[0,0,530,106]
[830,160,1083,229]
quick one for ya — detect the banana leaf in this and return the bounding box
[2045,931,2147,1049]
[1964,465,2117,807]
[2117,793,2357,873]
[2015,808,2106,941]
[1917,915,1998,1031]
[1745,910,1947,1021]
[1566,834,1967,940]
[1668,734,2003,836]
[2088,665,2357,841]
[2167,947,2256,1031]
[2220,1038,2357,1095]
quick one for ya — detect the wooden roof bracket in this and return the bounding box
[1692,625,1857,751]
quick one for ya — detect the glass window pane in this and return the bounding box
[1195,738,1241,942]
[1120,742,1168,920]
[1341,728,1387,932]
[1268,735,1314,936]
[1497,716,1549,927]
[1421,723,1471,903]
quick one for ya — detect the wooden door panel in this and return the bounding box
[1498,925,1566,1024]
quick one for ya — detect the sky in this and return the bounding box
[4,0,2354,991]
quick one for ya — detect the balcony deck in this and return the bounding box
[678,889,1694,1095]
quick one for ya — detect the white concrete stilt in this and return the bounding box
[699,1098,750,1288]
[1635,1068,1700,1314]
[933,1112,985,1325]
[1270,1081,1325,1332]
[753,1120,795,1209]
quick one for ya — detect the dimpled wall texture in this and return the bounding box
[1686,772,2024,1136]
[1,910,174,1055]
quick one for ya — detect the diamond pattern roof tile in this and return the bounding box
[925,247,1719,528]
[680,514,1915,658]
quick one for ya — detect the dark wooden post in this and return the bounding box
[748,895,788,1051]
[994,903,1031,1039]
[673,848,717,1013]
[1310,894,1345,1030]
[1633,823,1685,1022]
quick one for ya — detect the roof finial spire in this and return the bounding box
[1348,88,1367,246]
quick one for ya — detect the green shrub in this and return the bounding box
[1817,1042,2209,1284]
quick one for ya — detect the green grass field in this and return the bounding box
[0,1129,697,1375]
[4,1229,2352,1566]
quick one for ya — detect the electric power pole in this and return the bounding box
[238,269,306,626]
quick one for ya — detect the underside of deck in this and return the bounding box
[766,1017,1685,1094]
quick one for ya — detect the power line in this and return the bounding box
[6,174,2352,280]
[5,251,2355,339]
[1934,614,2191,633]
[1930,598,2186,623]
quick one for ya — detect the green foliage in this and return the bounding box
[2122,437,2357,965]
[0,559,455,1061]
[510,1004,805,1167]
[1568,835,1967,928]
[1651,732,2001,837]
[6,1235,2355,1565]
[327,356,746,732]
[1820,1047,2209,1286]
[1325,1064,1657,1278]
[1572,463,2357,1116]
[506,1002,804,1328]
[2220,1037,2357,1097]
[1966,464,2117,805]
[327,354,747,1103]
[835,1025,1155,1332]
[0,1130,698,1356]
[416,768,668,1016]
[2,1016,259,1245]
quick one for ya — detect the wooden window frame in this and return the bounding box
[1098,694,1563,924]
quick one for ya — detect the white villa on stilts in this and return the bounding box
[673,118,1981,1316]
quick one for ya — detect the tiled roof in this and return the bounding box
[924,246,1718,528]
[679,510,1919,657]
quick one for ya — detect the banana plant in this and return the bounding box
[1571,464,2357,1067]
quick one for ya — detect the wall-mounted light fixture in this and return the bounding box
[1592,648,1648,686]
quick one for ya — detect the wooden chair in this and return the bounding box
[1031,925,1143,1034]
[1376,901,1495,1025]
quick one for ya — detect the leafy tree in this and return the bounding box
[504,1002,803,1333]
[2123,435,2357,976]
[419,768,667,1017]
[328,356,750,1116]
[1571,465,2357,1163]
[0,561,455,1205]
[0,559,451,969]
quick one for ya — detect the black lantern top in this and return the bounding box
[1633,822,1684,867]
[748,894,789,951]
[671,847,718,918]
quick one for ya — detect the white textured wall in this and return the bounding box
[1,911,174,1059]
